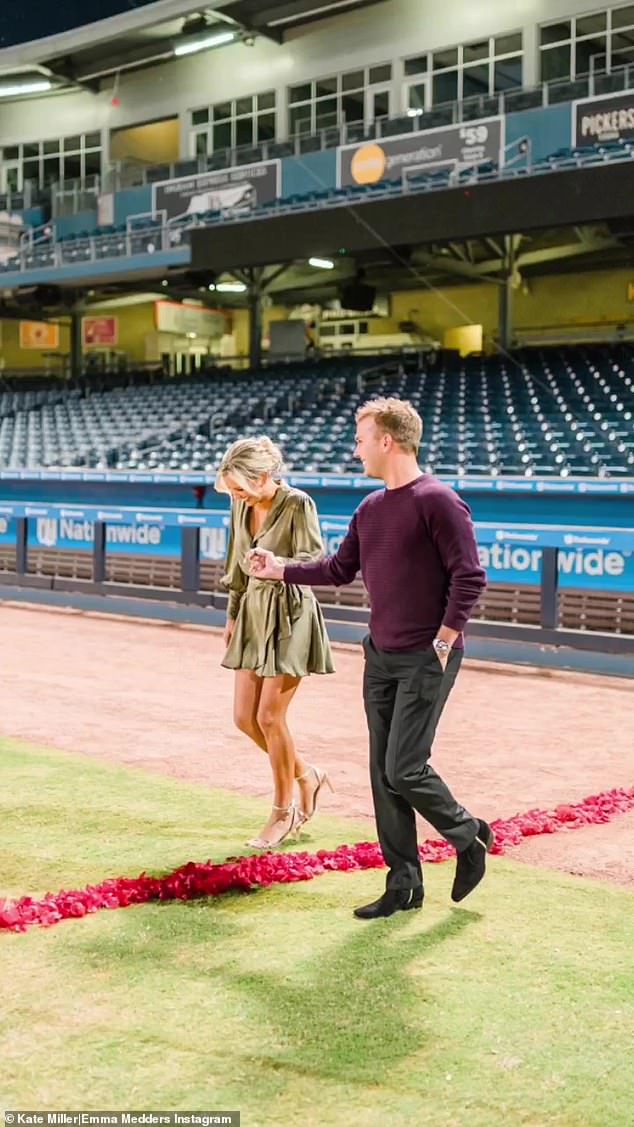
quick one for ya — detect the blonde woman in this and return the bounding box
[217,436,335,850]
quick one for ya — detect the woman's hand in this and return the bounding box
[247,548,285,580]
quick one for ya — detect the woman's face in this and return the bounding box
[223,471,268,505]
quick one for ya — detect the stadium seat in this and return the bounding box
[1,346,632,478]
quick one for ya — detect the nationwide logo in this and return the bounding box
[563,534,610,546]
[177,514,206,525]
[583,483,623,493]
[97,511,124,521]
[495,480,535,491]
[135,512,164,523]
[60,509,86,519]
[36,517,59,547]
[199,527,228,559]
[320,520,349,533]
[495,529,539,542]
[25,506,49,516]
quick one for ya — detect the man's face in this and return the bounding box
[354,416,390,479]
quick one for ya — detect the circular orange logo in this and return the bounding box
[350,143,386,185]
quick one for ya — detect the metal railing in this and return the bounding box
[3,63,633,217]
[52,175,102,217]
[99,64,634,191]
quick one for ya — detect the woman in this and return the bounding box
[217,436,335,851]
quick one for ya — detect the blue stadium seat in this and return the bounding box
[1,346,632,478]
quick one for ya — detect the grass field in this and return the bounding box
[1,736,633,1127]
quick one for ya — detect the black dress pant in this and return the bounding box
[362,635,478,893]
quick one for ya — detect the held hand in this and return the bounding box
[246,548,285,581]
[223,617,235,648]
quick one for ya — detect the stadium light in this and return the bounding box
[0,80,52,98]
[174,30,235,57]
[216,281,247,293]
[309,257,335,269]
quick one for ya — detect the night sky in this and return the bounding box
[0,1,161,47]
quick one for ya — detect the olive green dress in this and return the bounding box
[220,483,335,678]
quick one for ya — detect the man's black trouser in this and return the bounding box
[362,635,478,893]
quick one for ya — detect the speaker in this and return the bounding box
[340,280,376,312]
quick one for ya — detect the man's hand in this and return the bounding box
[247,548,285,581]
[223,617,236,648]
[432,625,459,672]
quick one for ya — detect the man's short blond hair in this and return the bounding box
[356,397,423,454]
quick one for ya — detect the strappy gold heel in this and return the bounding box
[296,765,334,826]
[245,801,300,851]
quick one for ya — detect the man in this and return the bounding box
[248,397,492,920]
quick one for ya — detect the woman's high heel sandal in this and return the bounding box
[297,765,334,826]
[245,801,300,851]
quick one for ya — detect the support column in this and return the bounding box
[181,528,200,594]
[540,547,560,630]
[15,517,28,575]
[92,521,107,583]
[70,311,83,380]
[498,234,516,352]
[248,287,262,369]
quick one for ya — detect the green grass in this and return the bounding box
[1,736,633,1127]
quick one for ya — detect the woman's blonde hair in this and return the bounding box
[215,435,286,494]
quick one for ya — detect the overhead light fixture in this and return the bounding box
[216,281,247,293]
[407,108,423,118]
[208,283,216,291]
[174,30,235,57]
[0,80,52,98]
[309,256,335,270]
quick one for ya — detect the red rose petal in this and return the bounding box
[1,787,632,932]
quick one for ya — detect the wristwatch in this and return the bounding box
[432,638,451,657]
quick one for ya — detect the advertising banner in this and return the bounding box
[0,505,631,590]
[337,118,504,187]
[82,317,118,346]
[573,91,634,147]
[153,160,281,222]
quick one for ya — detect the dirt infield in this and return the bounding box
[2,602,632,886]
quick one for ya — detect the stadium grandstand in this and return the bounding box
[0,0,633,652]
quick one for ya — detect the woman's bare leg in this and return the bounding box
[245,674,302,846]
[233,670,316,812]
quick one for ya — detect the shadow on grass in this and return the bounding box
[225,903,481,1082]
